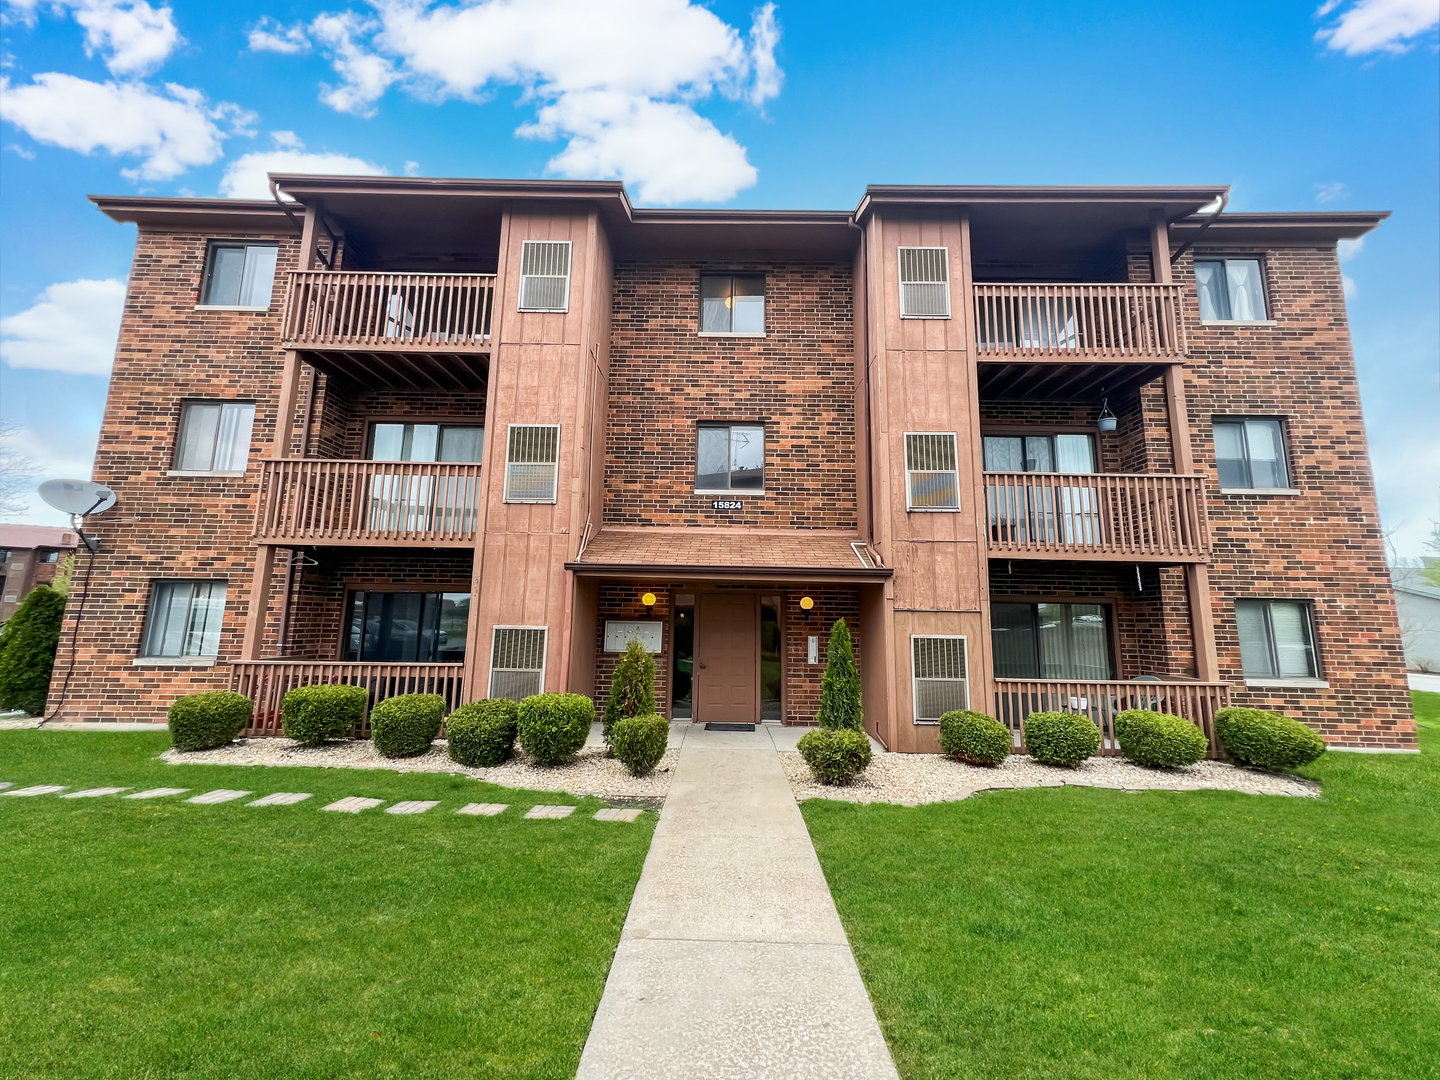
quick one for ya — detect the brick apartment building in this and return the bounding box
[45,177,1416,753]
[1,524,78,626]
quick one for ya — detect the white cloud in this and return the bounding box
[1,278,127,376]
[1316,0,1440,55]
[403,159,420,175]
[1314,181,1349,203]
[0,73,251,179]
[313,11,399,116]
[1342,274,1359,298]
[0,422,100,527]
[219,133,387,198]
[3,0,181,75]
[248,15,310,54]
[1338,236,1365,261]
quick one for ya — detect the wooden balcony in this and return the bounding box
[232,661,465,737]
[973,283,1186,360]
[993,678,1230,757]
[254,459,483,547]
[984,472,1209,562]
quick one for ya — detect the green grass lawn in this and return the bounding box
[804,692,1440,1080]
[0,731,653,1080]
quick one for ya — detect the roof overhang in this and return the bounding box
[856,184,1231,223]
[90,196,298,234]
[1171,211,1389,247]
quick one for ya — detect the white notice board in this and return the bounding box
[604,620,663,653]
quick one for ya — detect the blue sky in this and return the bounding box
[2,0,1437,555]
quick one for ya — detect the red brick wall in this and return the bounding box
[781,589,861,725]
[604,260,857,529]
[310,379,487,460]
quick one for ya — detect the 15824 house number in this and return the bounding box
[711,499,743,510]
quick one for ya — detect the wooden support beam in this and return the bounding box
[1150,209,1173,285]
[1186,562,1220,682]
[299,199,325,270]
[1163,363,1195,474]
[274,350,303,459]
[240,544,278,661]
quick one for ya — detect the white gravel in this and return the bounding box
[780,750,1320,805]
[161,737,677,799]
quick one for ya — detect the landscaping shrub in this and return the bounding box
[1215,706,1327,770]
[0,584,65,716]
[798,728,873,785]
[517,692,594,765]
[168,691,253,751]
[1024,710,1101,766]
[938,709,1012,766]
[369,693,445,758]
[446,698,519,767]
[1114,709,1210,768]
[602,638,656,742]
[817,618,863,731]
[281,684,368,746]
[610,713,669,776]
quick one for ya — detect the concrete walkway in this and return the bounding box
[577,725,899,1080]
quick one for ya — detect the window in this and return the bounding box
[201,243,279,308]
[696,424,764,491]
[39,551,60,563]
[983,433,1096,474]
[672,596,695,719]
[911,635,968,723]
[504,424,560,503]
[518,240,572,312]
[343,591,469,663]
[142,580,227,658]
[490,626,547,700]
[904,432,960,510]
[1214,419,1289,490]
[1236,600,1318,681]
[700,274,765,334]
[1195,258,1267,322]
[991,603,1114,681]
[760,596,782,722]
[175,401,256,472]
[898,247,951,318]
[368,423,483,462]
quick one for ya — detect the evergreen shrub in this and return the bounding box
[446,699,519,767]
[938,709,1012,766]
[610,713,669,776]
[1114,709,1209,768]
[517,692,594,765]
[168,691,253,751]
[603,638,656,742]
[817,618,863,730]
[0,585,65,716]
[1215,707,1327,770]
[798,728,873,785]
[1024,711,1101,766]
[369,693,445,758]
[281,684,368,746]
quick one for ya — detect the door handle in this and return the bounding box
[698,662,707,669]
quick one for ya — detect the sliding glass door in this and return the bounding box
[991,602,1113,680]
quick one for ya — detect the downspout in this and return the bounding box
[1169,191,1229,266]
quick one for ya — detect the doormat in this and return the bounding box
[704,722,756,732]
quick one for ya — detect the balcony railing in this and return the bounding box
[984,472,1209,561]
[973,283,1186,359]
[255,459,483,546]
[993,678,1229,757]
[233,661,465,737]
[283,271,496,352]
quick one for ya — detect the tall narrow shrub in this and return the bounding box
[816,618,862,731]
[0,584,66,716]
[603,638,656,742]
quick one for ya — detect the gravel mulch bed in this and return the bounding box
[780,750,1320,805]
[161,738,677,799]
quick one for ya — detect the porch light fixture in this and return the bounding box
[1096,398,1118,433]
[641,592,657,609]
[800,596,814,611]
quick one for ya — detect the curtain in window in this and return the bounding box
[983,436,1023,472]
[213,404,256,472]
[1226,260,1264,321]
[144,581,226,657]
[237,245,278,307]
[1269,602,1315,678]
[177,405,221,470]
[1195,261,1229,321]
[206,247,247,306]
[1236,601,1276,678]
[1067,605,1111,679]
[696,427,730,489]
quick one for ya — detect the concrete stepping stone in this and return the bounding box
[249,792,312,807]
[0,782,12,791]
[186,789,253,805]
[124,788,188,800]
[457,802,509,816]
[322,797,384,813]
[3,784,66,797]
[386,800,439,815]
[593,808,643,823]
[525,804,576,819]
[60,787,130,798]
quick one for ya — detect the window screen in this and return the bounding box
[700,274,766,333]
[1236,600,1318,680]
[490,627,547,700]
[175,401,256,472]
[898,247,951,318]
[504,425,560,503]
[142,580,227,658]
[696,424,764,491]
[1195,258,1267,321]
[202,244,278,307]
[911,635,968,722]
[518,241,572,312]
[1214,419,1288,489]
[904,433,959,510]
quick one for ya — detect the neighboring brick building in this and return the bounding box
[0,524,78,626]
[47,178,1416,753]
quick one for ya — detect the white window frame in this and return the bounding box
[517,240,573,313]
[1194,255,1273,325]
[910,633,969,725]
[488,625,549,700]
[502,423,561,504]
[898,246,952,320]
[904,431,961,512]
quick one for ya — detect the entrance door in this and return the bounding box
[697,593,757,723]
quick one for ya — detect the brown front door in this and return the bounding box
[697,593,757,723]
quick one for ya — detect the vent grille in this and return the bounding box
[905,432,960,510]
[504,424,560,503]
[490,627,547,701]
[912,636,968,722]
[898,247,950,318]
[518,240,572,312]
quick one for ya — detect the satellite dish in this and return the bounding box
[39,479,116,517]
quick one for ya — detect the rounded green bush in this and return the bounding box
[369,693,445,758]
[938,709,1012,766]
[1114,709,1209,768]
[168,690,253,751]
[610,713,669,776]
[797,728,873,785]
[1024,710,1101,766]
[281,684,368,746]
[1215,707,1327,770]
[446,699,519,767]
[517,692,595,765]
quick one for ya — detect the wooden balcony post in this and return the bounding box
[1163,364,1194,474]
[240,544,278,661]
[299,199,325,270]
[1185,563,1221,682]
[1150,209,1173,285]
[274,351,303,460]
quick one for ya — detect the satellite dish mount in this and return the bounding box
[37,479,117,554]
